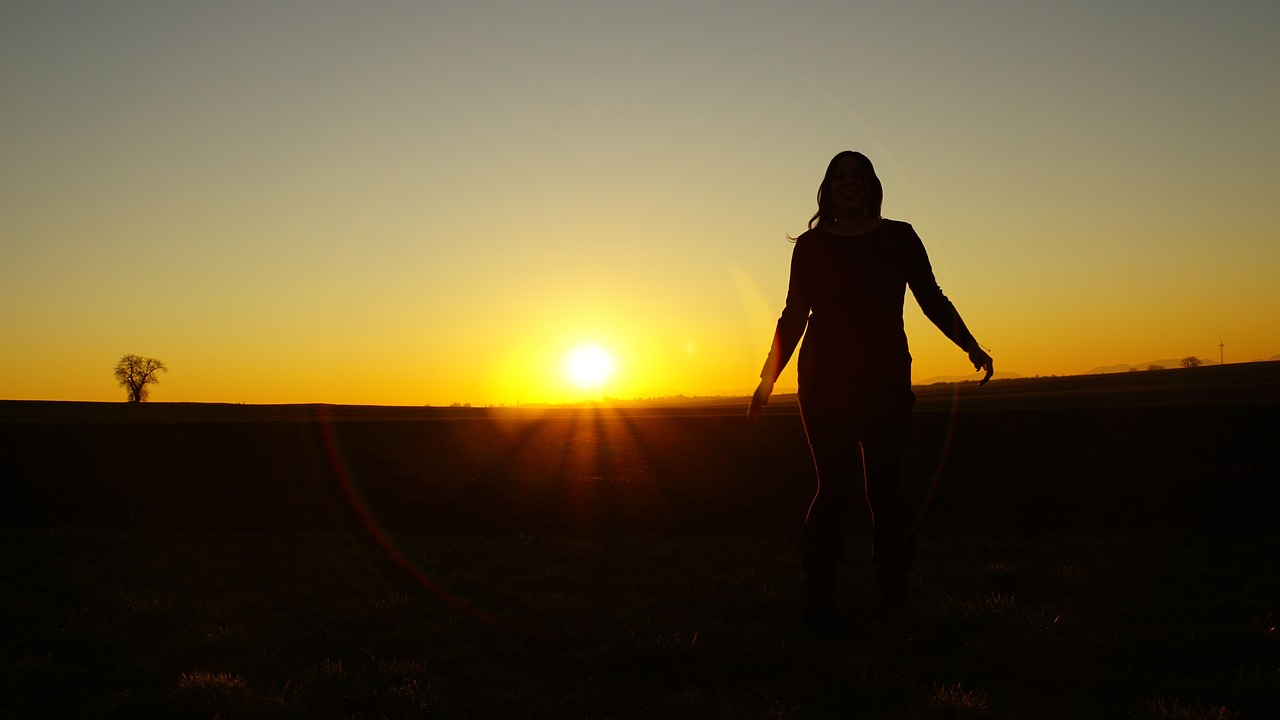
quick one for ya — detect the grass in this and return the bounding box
[4,366,1278,717]
[3,528,1276,719]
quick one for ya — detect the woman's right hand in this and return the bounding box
[747,379,773,420]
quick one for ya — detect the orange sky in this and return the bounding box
[3,3,1278,405]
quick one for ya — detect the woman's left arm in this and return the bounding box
[903,226,994,384]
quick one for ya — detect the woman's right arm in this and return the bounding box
[748,239,811,418]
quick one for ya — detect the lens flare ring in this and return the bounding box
[313,406,526,633]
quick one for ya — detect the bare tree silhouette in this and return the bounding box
[1180,356,1203,369]
[113,354,167,402]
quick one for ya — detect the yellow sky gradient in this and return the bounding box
[3,2,1278,406]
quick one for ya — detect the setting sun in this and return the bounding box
[564,343,617,391]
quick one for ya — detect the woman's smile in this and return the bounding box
[830,157,867,212]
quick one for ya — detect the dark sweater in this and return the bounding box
[761,220,977,399]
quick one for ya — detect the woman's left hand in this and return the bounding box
[969,346,994,385]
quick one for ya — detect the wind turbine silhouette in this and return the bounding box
[1219,338,1225,365]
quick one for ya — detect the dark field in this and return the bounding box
[3,363,1279,718]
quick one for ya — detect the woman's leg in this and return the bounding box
[797,408,860,614]
[861,435,916,608]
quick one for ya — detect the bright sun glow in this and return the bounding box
[564,343,617,391]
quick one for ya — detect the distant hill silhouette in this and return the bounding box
[1086,359,1187,374]
[917,371,1023,385]
[1086,356,1278,375]
[922,356,1278,386]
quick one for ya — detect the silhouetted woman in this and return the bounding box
[747,150,992,633]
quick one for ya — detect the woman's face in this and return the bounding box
[828,156,867,216]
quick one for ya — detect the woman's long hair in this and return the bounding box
[806,150,883,232]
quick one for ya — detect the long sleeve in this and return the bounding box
[760,241,811,383]
[903,230,978,353]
